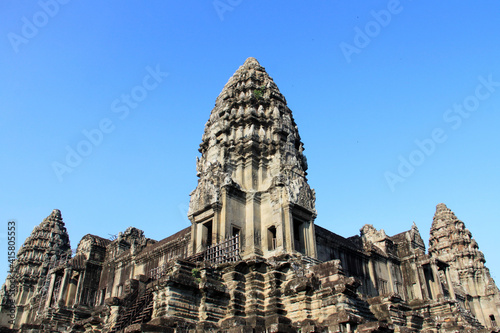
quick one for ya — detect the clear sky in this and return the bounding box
[1,1,499,284]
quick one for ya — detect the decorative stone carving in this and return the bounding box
[287,177,316,213]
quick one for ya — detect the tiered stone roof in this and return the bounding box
[11,209,71,280]
[429,203,483,264]
[190,57,315,214]
[429,203,499,305]
[200,57,307,178]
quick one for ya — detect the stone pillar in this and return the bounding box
[45,273,57,308]
[114,262,123,297]
[195,222,204,254]
[387,261,395,293]
[243,158,258,191]
[444,267,455,300]
[283,203,294,253]
[411,261,424,300]
[418,266,430,300]
[430,261,443,299]
[220,187,229,239]
[212,203,222,244]
[244,193,262,257]
[236,159,244,189]
[273,194,284,251]
[244,193,256,257]
[58,268,72,307]
[307,215,317,258]
[254,193,262,255]
[74,271,85,306]
[189,218,196,256]
[466,270,479,296]
[258,160,265,190]
[302,219,317,258]
[367,257,377,294]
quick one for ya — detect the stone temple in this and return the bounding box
[1,58,499,333]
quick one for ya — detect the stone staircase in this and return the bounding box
[109,288,154,332]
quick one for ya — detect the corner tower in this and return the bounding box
[188,57,317,259]
[429,203,500,328]
[0,209,71,328]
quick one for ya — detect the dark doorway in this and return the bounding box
[293,220,305,254]
[268,226,277,251]
[202,221,213,249]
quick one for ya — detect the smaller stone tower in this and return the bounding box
[188,58,317,260]
[429,203,500,329]
[0,209,71,328]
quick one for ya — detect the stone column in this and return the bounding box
[114,262,123,297]
[307,215,317,258]
[244,193,256,257]
[244,193,262,257]
[220,187,229,239]
[367,257,377,294]
[236,159,244,188]
[195,221,204,254]
[273,193,284,252]
[58,268,72,307]
[188,217,197,256]
[387,261,395,293]
[254,193,262,255]
[417,265,431,300]
[212,203,222,244]
[444,267,455,300]
[303,219,317,258]
[430,261,443,299]
[258,160,266,190]
[45,273,56,308]
[283,203,294,253]
[411,260,424,299]
[74,271,85,306]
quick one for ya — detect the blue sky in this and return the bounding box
[1,1,499,284]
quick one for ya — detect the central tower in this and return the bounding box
[188,58,317,259]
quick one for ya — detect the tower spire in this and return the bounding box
[189,58,316,258]
[429,203,474,259]
[1,209,71,326]
[12,209,71,278]
[198,56,308,186]
[429,203,500,326]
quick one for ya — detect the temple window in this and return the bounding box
[232,226,240,238]
[378,278,388,295]
[268,226,277,251]
[202,221,213,249]
[293,220,305,254]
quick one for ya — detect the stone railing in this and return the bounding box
[188,234,240,265]
[148,262,174,281]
